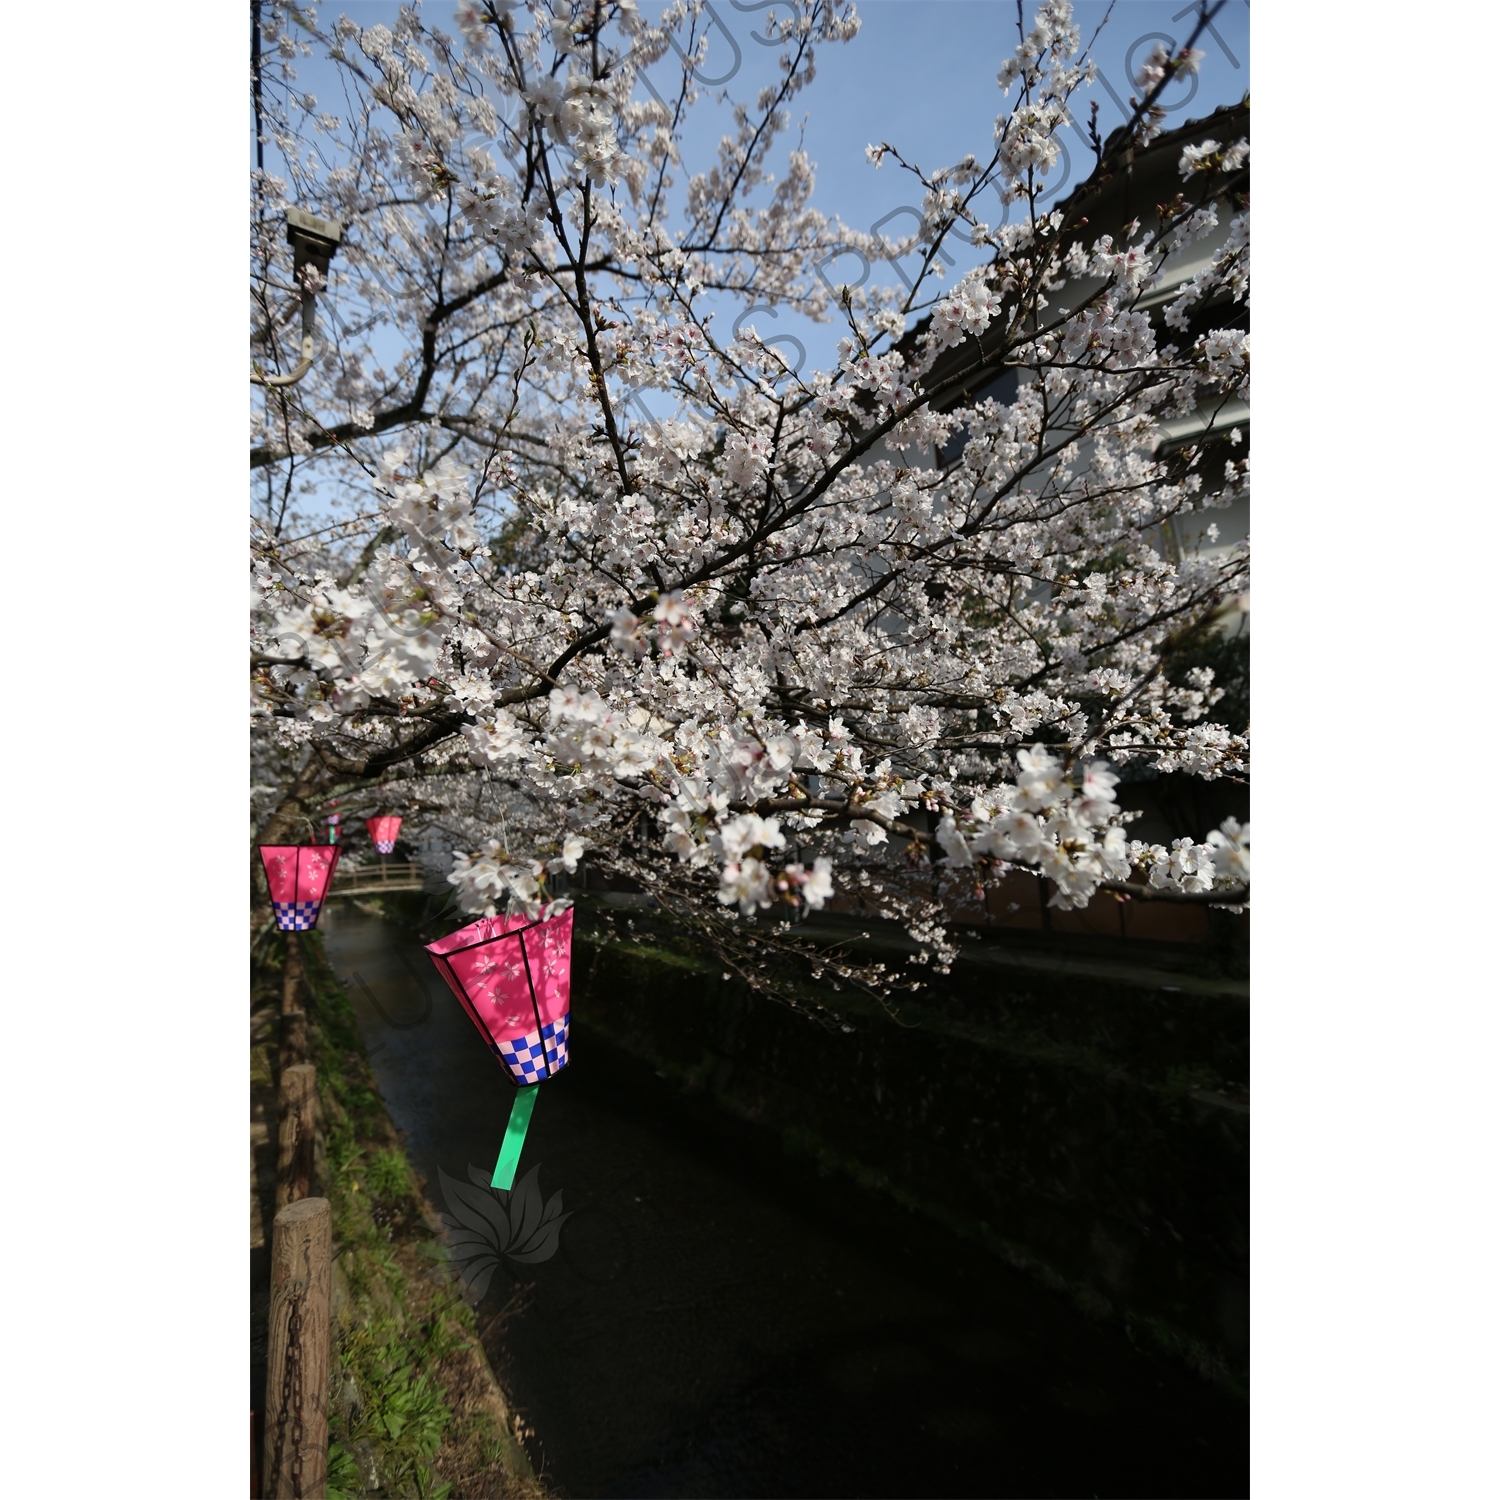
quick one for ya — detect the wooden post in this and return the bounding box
[263,1197,331,1499]
[280,1011,308,1072]
[282,931,303,1016]
[276,1064,317,1210]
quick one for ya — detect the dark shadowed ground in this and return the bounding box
[321,905,1248,1499]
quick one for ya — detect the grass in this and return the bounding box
[256,931,548,1499]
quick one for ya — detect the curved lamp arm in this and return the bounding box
[251,294,318,388]
[251,207,342,390]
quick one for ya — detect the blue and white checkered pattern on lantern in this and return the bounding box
[497,1013,570,1084]
[374,840,397,853]
[273,900,322,931]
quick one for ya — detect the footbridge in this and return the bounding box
[326,860,427,898]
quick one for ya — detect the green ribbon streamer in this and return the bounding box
[491,1085,540,1190]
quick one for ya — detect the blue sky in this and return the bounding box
[647,1,1248,240]
[637,0,1249,371]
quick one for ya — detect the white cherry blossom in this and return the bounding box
[252,0,1250,995]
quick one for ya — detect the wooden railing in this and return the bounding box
[326,860,426,897]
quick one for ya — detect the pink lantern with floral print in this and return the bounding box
[259,844,342,931]
[366,815,403,855]
[425,907,574,1188]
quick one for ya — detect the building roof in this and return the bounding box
[899,95,1250,411]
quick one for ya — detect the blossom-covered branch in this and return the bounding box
[252,0,1249,995]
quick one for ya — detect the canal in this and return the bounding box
[320,905,1249,1499]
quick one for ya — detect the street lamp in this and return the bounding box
[259,844,343,931]
[366,815,403,855]
[251,207,342,389]
[424,908,574,1188]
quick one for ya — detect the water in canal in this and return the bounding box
[321,906,1248,1499]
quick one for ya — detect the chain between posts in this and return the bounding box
[271,1285,307,1498]
[288,1288,305,1499]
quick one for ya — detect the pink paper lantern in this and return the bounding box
[425,908,574,1085]
[259,844,342,931]
[366,815,403,854]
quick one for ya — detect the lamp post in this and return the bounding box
[251,207,342,389]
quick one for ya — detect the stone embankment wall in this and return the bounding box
[573,924,1249,1385]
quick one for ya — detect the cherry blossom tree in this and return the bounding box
[251,0,1249,993]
